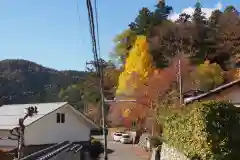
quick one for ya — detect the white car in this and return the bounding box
[120,134,132,144]
[113,132,123,142]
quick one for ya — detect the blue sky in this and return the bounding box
[0,0,239,71]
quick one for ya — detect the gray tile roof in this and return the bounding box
[0,102,67,130]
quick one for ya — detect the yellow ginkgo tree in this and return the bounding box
[116,35,154,96]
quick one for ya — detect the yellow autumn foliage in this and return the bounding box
[192,60,224,91]
[116,35,154,95]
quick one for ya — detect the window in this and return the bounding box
[61,113,65,123]
[56,113,61,123]
[56,113,65,123]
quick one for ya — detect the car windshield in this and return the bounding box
[122,135,130,138]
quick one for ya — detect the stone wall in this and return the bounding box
[160,143,189,160]
[138,133,150,148]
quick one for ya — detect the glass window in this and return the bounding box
[61,113,65,123]
[56,113,61,123]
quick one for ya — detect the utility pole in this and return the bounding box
[86,60,108,160]
[177,29,184,105]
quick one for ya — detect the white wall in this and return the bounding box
[0,130,18,147]
[225,88,240,104]
[24,104,91,145]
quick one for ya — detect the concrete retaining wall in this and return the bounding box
[160,143,189,160]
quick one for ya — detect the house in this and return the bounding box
[184,79,240,105]
[0,102,99,148]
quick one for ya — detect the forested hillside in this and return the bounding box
[108,1,240,127]
[0,59,119,124]
[0,59,87,105]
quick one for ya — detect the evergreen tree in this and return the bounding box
[154,0,173,21]
[224,5,238,14]
[129,0,173,36]
[176,13,191,23]
[190,1,208,64]
[129,7,154,35]
[192,1,206,24]
[204,10,229,70]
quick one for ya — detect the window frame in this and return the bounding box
[56,113,65,123]
[60,113,65,123]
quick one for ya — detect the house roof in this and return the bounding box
[184,79,240,104]
[0,102,99,130]
[0,102,68,130]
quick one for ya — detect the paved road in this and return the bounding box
[94,135,149,160]
[105,141,149,160]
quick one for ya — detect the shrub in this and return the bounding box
[89,139,104,159]
[162,101,240,160]
[149,136,163,148]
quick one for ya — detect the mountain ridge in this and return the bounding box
[0,59,87,105]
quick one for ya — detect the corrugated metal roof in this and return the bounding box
[0,102,67,130]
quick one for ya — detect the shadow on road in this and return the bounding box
[107,149,115,154]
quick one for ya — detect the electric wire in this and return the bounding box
[86,0,108,159]
[93,0,101,57]
[74,0,85,47]
[86,0,99,72]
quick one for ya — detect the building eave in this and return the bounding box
[185,79,240,104]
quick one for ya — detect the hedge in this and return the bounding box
[89,138,104,159]
[162,101,240,160]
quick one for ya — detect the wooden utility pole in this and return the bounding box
[86,60,108,160]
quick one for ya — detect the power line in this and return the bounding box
[93,0,101,57]
[85,0,108,159]
[74,0,84,47]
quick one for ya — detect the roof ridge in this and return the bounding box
[0,102,67,107]
[185,79,240,104]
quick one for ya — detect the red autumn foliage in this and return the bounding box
[133,56,191,107]
[107,56,192,129]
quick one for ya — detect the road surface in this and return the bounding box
[106,141,149,160]
[95,135,150,160]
